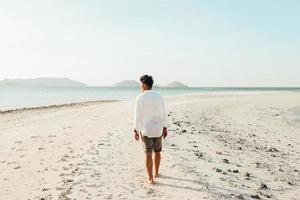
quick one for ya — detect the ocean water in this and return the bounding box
[0,86,299,111]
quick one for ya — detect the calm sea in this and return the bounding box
[0,87,299,111]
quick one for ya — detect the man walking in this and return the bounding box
[133,75,168,184]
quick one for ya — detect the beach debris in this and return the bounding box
[237,146,242,150]
[170,143,176,147]
[233,169,239,173]
[243,172,250,177]
[66,178,73,183]
[216,151,222,154]
[255,162,262,168]
[250,194,261,199]
[181,129,187,133]
[222,158,229,164]
[258,191,272,198]
[60,154,70,162]
[259,183,268,190]
[266,147,279,152]
[194,151,203,158]
[235,194,244,199]
[288,181,293,185]
[213,167,222,173]
[173,121,181,127]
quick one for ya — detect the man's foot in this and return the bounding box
[147,177,154,184]
[154,172,159,178]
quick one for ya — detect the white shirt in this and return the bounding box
[134,90,168,138]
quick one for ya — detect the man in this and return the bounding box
[133,75,168,184]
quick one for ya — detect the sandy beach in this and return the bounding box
[0,91,299,200]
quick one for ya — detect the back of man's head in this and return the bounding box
[140,75,154,89]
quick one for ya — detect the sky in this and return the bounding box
[0,0,299,87]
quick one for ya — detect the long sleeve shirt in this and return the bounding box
[133,90,168,138]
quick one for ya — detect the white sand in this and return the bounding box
[0,91,299,200]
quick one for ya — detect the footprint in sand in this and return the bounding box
[48,134,57,138]
[7,161,17,165]
[16,148,26,152]
[63,126,72,130]
[31,135,41,139]
[14,140,23,144]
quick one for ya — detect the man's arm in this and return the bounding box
[162,98,169,139]
[133,97,142,141]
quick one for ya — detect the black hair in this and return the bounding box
[140,75,154,89]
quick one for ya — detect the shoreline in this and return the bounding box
[0,99,119,115]
[1,89,299,114]
[0,90,290,115]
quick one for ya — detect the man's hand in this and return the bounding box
[162,127,168,139]
[134,130,139,141]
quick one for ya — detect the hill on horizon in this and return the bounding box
[114,80,188,88]
[164,81,189,88]
[114,80,140,87]
[0,78,88,87]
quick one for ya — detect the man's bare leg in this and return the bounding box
[145,152,154,183]
[154,152,161,177]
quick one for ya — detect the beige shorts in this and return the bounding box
[141,134,162,153]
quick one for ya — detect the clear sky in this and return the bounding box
[0,0,299,87]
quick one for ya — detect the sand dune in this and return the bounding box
[0,92,299,200]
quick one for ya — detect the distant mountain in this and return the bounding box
[115,80,139,87]
[114,80,188,88]
[165,81,188,88]
[0,78,88,87]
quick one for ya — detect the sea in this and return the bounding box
[0,86,299,111]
